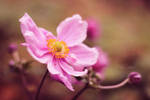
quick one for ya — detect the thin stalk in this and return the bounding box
[72,83,89,100]
[35,69,48,100]
[93,78,129,90]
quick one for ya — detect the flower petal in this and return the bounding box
[39,27,56,40]
[93,48,108,72]
[92,48,109,79]
[57,14,87,47]
[59,60,87,77]
[23,31,49,63]
[47,58,62,74]
[69,44,98,66]
[27,47,50,63]
[65,54,85,71]
[19,13,48,45]
[19,14,56,64]
[24,31,47,50]
[51,73,74,91]
[47,59,74,91]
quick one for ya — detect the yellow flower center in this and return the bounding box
[47,39,69,58]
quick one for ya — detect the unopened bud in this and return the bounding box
[8,43,18,54]
[128,72,141,84]
[9,60,15,67]
[8,60,20,73]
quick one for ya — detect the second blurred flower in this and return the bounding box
[87,19,101,41]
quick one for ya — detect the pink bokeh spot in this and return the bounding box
[92,47,109,79]
[19,13,98,91]
[87,18,101,41]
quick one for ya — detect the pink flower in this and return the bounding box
[92,47,108,79]
[19,13,98,91]
[87,19,101,41]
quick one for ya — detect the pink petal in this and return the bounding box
[23,31,50,63]
[21,43,29,46]
[65,54,85,71]
[27,47,50,63]
[19,14,57,64]
[47,59,74,91]
[19,13,46,42]
[39,27,56,40]
[47,58,62,74]
[92,48,109,77]
[57,14,87,47]
[65,54,77,64]
[51,73,74,91]
[19,13,51,60]
[69,44,98,66]
[24,31,47,50]
[59,60,87,77]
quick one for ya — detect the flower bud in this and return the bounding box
[8,60,15,68]
[128,72,142,84]
[8,43,18,54]
[8,60,20,73]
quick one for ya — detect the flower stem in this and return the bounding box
[93,78,129,89]
[35,69,48,100]
[72,83,89,100]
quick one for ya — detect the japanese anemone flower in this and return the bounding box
[19,13,98,91]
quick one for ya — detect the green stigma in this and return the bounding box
[54,41,63,52]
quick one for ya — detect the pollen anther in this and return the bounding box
[47,39,69,58]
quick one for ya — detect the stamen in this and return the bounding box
[54,41,63,52]
[47,39,69,58]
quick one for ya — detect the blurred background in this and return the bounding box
[0,0,150,100]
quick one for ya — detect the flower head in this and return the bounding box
[92,47,108,79]
[19,13,98,91]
